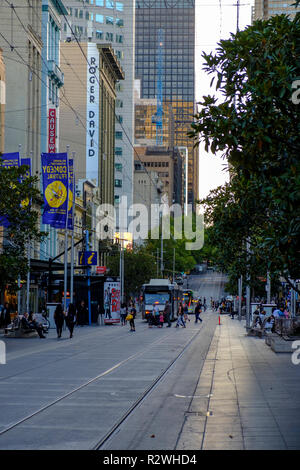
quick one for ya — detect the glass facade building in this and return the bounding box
[135,0,198,203]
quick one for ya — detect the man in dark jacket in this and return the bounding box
[164,301,171,327]
[21,313,46,338]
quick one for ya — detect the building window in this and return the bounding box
[116,115,123,123]
[116,2,123,11]
[106,0,114,8]
[116,18,124,27]
[95,0,104,5]
[115,179,122,188]
[106,32,113,41]
[114,195,120,204]
[115,147,122,155]
[115,163,122,171]
[96,14,104,23]
[116,99,123,108]
[115,131,123,139]
[116,34,123,44]
[96,30,103,39]
[106,16,114,25]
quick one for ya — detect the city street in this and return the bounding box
[0,272,227,450]
[1,272,299,450]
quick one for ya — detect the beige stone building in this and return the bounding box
[0,0,42,175]
[134,145,182,209]
[60,42,124,206]
[0,48,5,155]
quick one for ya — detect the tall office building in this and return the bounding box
[135,0,198,205]
[253,0,299,20]
[61,0,135,231]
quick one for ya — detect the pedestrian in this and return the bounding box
[195,301,203,323]
[153,303,160,326]
[54,304,65,338]
[66,303,76,338]
[128,304,136,332]
[163,300,171,327]
[2,303,11,328]
[183,302,190,322]
[159,312,164,328]
[77,300,88,326]
[120,302,127,326]
[175,302,186,328]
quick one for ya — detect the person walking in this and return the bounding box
[2,303,11,328]
[54,304,65,338]
[175,302,186,328]
[195,301,203,324]
[153,303,160,327]
[66,303,76,338]
[163,300,171,327]
[77,300,88,326]
[129,304,136,332]
[183,302,190,322]
[120,302,127,326]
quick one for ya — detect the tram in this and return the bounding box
[141,279,182,321]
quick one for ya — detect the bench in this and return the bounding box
[247,315,271,338]
[4,316,39,338]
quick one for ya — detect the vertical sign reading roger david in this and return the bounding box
[86,43,99,185]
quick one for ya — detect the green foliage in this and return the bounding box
[106,246,157,297]
[189,14,300,293]
[0,161,45,292]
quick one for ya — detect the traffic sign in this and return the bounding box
[96,266,106,274]
[78,251,98,266]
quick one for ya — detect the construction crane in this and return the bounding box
[152,29,164,146]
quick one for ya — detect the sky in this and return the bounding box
[195,0,255,199]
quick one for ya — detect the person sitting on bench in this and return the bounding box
[21,312,46,338]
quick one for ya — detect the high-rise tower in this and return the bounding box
[135,0,198,205]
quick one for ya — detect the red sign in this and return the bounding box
[48,108,56,153]
[96,266,106,274]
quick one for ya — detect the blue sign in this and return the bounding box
[0,153,20,227]
[78,251,98,266]
[41,153,69,229]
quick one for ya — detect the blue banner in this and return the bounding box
[68,159,74,230]
[1,152,20,169]
[0,153,20,227]
[41,153,69,229]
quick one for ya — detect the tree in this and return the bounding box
[189,13,300,293]
[106,246,157,297]
[0,162,45,293]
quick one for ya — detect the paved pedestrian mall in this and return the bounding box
[177,315,300,450]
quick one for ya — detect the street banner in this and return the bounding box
[41,152,69,229]
[0,152,20,227]
[104,281,121,324]
[48,108,56,153]
[78,251,98,266]
[20,158,31,177]
[68,158,74,230]
[0,152,20,168]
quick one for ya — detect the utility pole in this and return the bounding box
[173,248,175,283]
[70,152,76,304]
[63,146,70,313]
[246,239,251,328]
[86,229,91,325]
[238,275,243,321]
[267,271,271,304]
[160,210,164,277]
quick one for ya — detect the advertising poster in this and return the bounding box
[41,152,69,229]
[104,281,121,324]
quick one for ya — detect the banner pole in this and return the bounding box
[70,152,76,305]
[63,146,70,313]
[26,152,32,314]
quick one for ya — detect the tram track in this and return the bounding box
[0,324,204,444]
